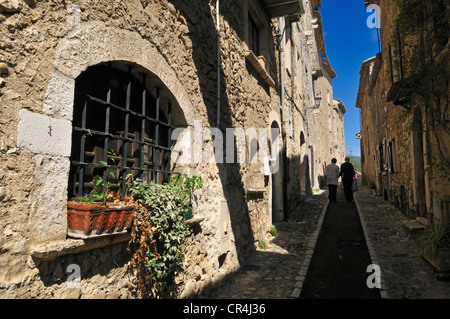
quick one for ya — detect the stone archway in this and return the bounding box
[44,22,196,124]
[265,111,284,223]
[270,120,284,222]
[299,131,311,198]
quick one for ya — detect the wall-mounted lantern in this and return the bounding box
[314,94,322,107]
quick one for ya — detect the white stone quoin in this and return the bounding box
[17,109,72,157]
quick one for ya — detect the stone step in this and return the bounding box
[402,219,426,232]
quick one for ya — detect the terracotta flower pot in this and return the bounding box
[422,246,450,279]
[67,202,135,238]
[257,55,266,69]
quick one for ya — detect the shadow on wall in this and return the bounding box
[33,242,130,292]
[318,175,327,189]
[300,154,312,199]
[200,190,328,298]
[168,0,255,267]
[167,0,319,297]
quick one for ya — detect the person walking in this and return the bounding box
[325,158,340,202]
[340,157,355,202]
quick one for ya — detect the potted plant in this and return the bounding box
[419,221,450,278]
[168,174,203,219]
[67,160,135,238]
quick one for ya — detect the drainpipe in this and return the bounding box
[279,18,285,118]
[278,17,289,220]
[384,105,391,192]
[216,0,221,127]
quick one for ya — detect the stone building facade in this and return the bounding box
[0,0,342,298]
[304,0,345,189]
[357,0,449,221]
[280,0,345,197]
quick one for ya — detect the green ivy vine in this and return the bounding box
[128,178,193,298]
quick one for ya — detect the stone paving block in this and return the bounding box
[290,288,300,298]
[402,220,426,232]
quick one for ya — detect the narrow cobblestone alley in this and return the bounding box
[207,186,450,299]
[299,189,381,299]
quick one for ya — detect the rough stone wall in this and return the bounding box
[331,99,345,163]
[2,238,131,299]
[0,0,284,298]
[297,0,315,199]
[303,0,338,189]
[283,17,309,212]
[277,0,342,211]
[0,0,341,298]
[310,69,335,187]
[378,0,428,216]
[359,0,449,219]
[359,58,380,188]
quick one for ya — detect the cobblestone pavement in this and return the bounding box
[208,190,329,299]
[356,187,450,299]
[208,187,450,299]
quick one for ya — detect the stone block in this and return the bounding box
[0,63,8,76]
[402,220,425,232]
[43,72,75,120]
[0,0,23,13]
[18,109,72,157]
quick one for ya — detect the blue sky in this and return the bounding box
[319,0,380,157]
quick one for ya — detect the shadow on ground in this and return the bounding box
[300,189,381,299]
[206,192,329,299]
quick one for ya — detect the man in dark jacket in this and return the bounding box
[340,157,355,202]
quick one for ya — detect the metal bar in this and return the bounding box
[85,95,174,128]
[72,127,173,152]
[154,87,160,183]
[216,0,221,127]
[102,65,112,185]
[264,0,299,8]
[167,102,172,182]
[72,161,140,170]
[140,76,147,178]
[75,182,120,187]
[78,100,88,197]
[122,66,132,198]
[72,162,172,177]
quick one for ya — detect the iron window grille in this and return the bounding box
[68,62,174,200]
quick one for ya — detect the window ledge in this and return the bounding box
[30,233,131,261]
[247,188,266,193]
[244,50,276,88]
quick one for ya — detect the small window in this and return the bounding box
[248,14,259,55]
[68,62,175,200]
[377,143,384,173]
[388,140,395,173]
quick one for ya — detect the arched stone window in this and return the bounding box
[68,62,180,200]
